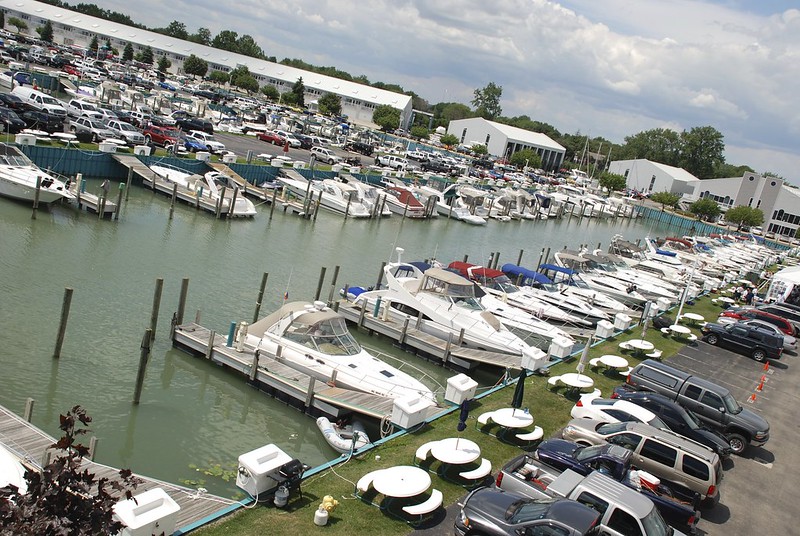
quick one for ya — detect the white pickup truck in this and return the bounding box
[187,130,225,153]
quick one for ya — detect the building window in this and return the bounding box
[460,128,466,143]
[648,175,656,191]
[624,169,629,178]
[485,134,490,144]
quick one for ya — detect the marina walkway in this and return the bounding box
[0,403,236,531]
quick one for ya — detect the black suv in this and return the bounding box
[175,116,214,134]
[611,388,732,457]
[701,322,783,362]
[421,158,454,174]
[347,140,374,156]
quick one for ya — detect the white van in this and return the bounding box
[12,86,68,117]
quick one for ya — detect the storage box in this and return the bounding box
[222,153,237,164]
[113,487,180,536]
[445,373,478,404]
[195,151,211,162]
[98,141,117,153]
[236,444,293,497]
[656,297,672,312]
[133,145,151,156]
[521,348,550,371]
[292,161,306,169]
[594,319,614,338]
[391,395,430,429]
[548,336,574,358]
[613,313,632,331]
[15,134,36,146]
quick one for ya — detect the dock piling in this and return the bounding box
[88,436,98,460]
[133,328,152,404]
[516,249,524,266]
[23,398,34,422]
[148,278,164,346]
[314,266,327,301]
[305,377,316,409]
[253,272,269,323]
[269,188,278,220]
[53,287,73,359]
[177,277,190,325]
[205,330,215,359]
[229,187,239,217]
[31,176,41,219]
[114,182,124,220]
[169,182,178,219]
[326,265,340,306]
[125,168,133,201]
[249,349,259,382]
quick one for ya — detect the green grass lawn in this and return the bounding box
[193,292,733,535]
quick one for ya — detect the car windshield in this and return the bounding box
[722,393,742,414]
[507,498,555,523]
[641,508,672,536]
[574,444,605,462]
[119,123,137,132]
[87,120,106,128]
[648,415,670,430]
[597,422,629,435]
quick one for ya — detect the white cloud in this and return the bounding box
[94,0,800,184]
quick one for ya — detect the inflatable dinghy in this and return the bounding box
[316,417,370,454]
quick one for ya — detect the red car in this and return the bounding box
[62,65,81,77]
[256,130,285,145]
[719,307,795,336]
[142,125,180,147]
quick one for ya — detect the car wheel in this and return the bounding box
[144,135,151,145]
[727,433,747,455]
[70,126,76,133]
[706,333,719,345]
[752,348,767,362]
[92,133,98,143]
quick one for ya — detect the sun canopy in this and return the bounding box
[500,264,553,284]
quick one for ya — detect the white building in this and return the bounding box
[0,1,413,128]
[446,118,565,171]
[608,159,700,196]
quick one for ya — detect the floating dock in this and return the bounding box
[172,323,444,422]
[68,182,118,218]
[0,403,235,530]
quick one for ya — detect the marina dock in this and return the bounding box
[208,162,280,203]
[172,322,443,422]
[69,182,118,218]
[0,403,235,531]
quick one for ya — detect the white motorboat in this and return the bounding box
[339,176,392,217]
[0,444,27,494]
[0,143,75,204]
[278,173,371,218]
[351,250,548,365]
[246,301,436,404]
[149,164,257,217]
[411,184,486,225]
[546,254,648,308]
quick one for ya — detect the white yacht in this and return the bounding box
[277,173,371,218]
[246,301,436,404]
[149,164,257,217]
[340,176,392,217]
[411,184,486,225]
[0,143,75,204]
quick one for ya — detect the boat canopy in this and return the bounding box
[655,248,677,257]
[501,264,553,285]
[538,263,576,276]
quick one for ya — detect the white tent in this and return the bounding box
[766,265,800,302]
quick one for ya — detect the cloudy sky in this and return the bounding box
[97,0,800,183]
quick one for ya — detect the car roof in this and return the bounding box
[618,421,719,460]
[590,398,658,422]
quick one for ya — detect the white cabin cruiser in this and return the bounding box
[277,172,371,218]
[0,143,75,204]
[246,301,435,404]
[412,184,486,225]
[149,164,256,217]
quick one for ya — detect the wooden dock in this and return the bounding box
[112,155,248,218]
[68,181,118,218]
[172,323,443,422]
[336,301,523,370]
[0,403,236,531]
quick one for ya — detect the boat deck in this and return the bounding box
[0,403,236,531]
[68,182,117,217]
[207,162,279,202]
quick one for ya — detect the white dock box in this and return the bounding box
[98,141,117,153]
[292,161,306,169]
[331,164,344,173]
[521,348,550,371]
[15,133,36,145]
[548,336,574,359]
[613,313,632,331]
[594,319,615,339]
[113,487,180,536]
[222,153,237,164]
[391,395,430,429]
[445,373,478,404]
[195,151,211,162]
[236,444,293,497]
[133,145,151,156]
[656,297,671,312]
[270,158,285,167]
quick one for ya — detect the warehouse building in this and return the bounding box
[0,1,413,128]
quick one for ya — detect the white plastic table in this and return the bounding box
[718,296,736,305]
[628,339,655,355]
[490,408,534,429]
[52,132,77,141]
[681,312,705,325]
[430,438,481,465]
[669,324,692,336]
[599,354,629,369]
[560,373,595,391]
[372,466,431,498]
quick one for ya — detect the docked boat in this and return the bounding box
[149,164,257,217]
[278,173,371,218]
[245,301,436,404]
[0,444,27,494]
[411,184,486,225]
[316,416,370,454]
[0,143,75,204]
[340,176,392,217]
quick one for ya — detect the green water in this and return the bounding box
[0,182,677,496]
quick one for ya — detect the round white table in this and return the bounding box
[52,132,77,141]
[669,324,692,336]
[599,354,629,369]
[490,408,534,429]
[560,373,595,390]
[430,438,481,465]
[628,339,655,354]
[681,312,705,324]
[718,296,736,305]
[372,466,431,498]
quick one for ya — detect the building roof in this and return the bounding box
[7,1,412,110]
[612,159,699,183]
[453,118,565,152]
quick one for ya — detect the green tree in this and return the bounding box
[135,46,154,65]
[509,149,542,170]
[471,144,488,155]
[690,198,722,221]
[190,27,211,45]
[372,105,401,131]
[318,93,342,116]
[157,55,171,73]
[230,66,258,93]
[440,133,459,148]
[0,406,140,534]
[208,70,230,85]
[0,12,4,30]
[619,128,682,166]
[432,102,474,128]
[122,42,134,62]
[261,85,280,101]
[7,17,27,34]
[164,20,188,40]
[725,205,764,230]
[37,20,54,42]
[597,172,627,194]
[236,34,264,58]
[680,126,725,179]
[290,77,305,108]
[410,125,429,140]
[212,30,239,52]
[471,82,503,120]
[89,36,99,54]
[649,191,681,210]
[182,54,208,78]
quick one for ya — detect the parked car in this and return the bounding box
[0,92,27,111]
[376,154,409,170]
[142,124,180,147]
[11,86,67,117]
[0,106,26,133]
[622,359,770,454]
[718,307,794,336]
[610,389,733,458]
[65,98,104,120]
[570,394,669,429]
[69,116,116,142]
[310,146,339,164]
[757,303,800,333]
[701,321,784,362]
[275,130,301,148]
[295,134,314,149]
[561,420,722,503]
[406,149,430,162]
[187,130,225,153]
[19,110,64,133]
[104,119,145,146]
[738,318,797,352]
[175,116,213,134]
[421,158,454,174]
[347,140,374,156]
[454,487,601,536]
[171,133,207,153]
[256,130,285,145]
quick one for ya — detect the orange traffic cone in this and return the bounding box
[756,381,764,392]
[748,393,757,403]
[763,362,770,372]
[761,375,767,383]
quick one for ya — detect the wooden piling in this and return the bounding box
[177,277,189,325]
[125,167,133,201]
[114,182,124,220]
[536,248,544,270]
[23,398,34,422]
[31,176,41,220]
[148,278,164,346]
[443,332,453,363]
[357,303,367,327]
[457,328,465,346]
[314,266,327,301]
[88,436,98,460]
[313,197,321,220]
[400,317,410,345]
[488,252,495,268]
[253,272,269,323]
[462,254,468,263]
[205,330,215,359]
[326,265,340,305]
[98,192,107,220]
[374,261,386,291]
[133,328,152,404]
[344,192,353,220]
[304,377,316,409]
[229,187,239,217]
[249,349,259,382]
[53,287,73,359]
[269,188,277,220]
[517,249,524,266]
[169,182,178,219]
[216,186,227,219]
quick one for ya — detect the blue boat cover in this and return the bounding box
[501,264,553,284]
[655,248,677,257]
[538,263,576,276]
[409,261,431,272]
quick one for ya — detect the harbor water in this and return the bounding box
[0,181,681,496]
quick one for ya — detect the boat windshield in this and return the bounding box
[0,150,33,167]
[283,316,361,356]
